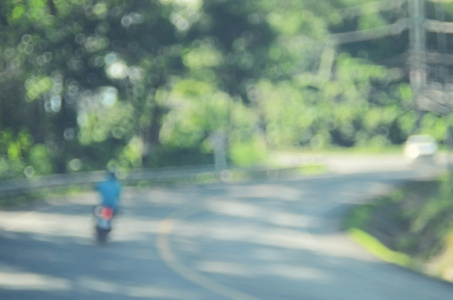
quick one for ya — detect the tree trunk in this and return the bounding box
[141,91,163,167]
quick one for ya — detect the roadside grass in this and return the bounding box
[344,174,453,282]
[344,189,414,268]
[348,228,412,267]
[298,163,326,175]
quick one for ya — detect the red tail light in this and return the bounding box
[101,207,114,219]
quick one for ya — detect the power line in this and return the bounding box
[330,18,410,44]
[425,19,453,33]
[427,51,453,65]
[327,0,453,119]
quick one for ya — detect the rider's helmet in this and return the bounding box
[107,170,117,180]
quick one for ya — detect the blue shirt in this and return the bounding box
[96,178,121,209]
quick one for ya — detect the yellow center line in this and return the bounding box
[157,204,258,300]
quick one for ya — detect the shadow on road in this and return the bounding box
[2,172,453,300]
[0,190,217,300]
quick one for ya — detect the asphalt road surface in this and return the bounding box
[1,156,453,299]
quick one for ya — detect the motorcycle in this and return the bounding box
[93,205,114,245]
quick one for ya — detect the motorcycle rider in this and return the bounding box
[95,170,121,214]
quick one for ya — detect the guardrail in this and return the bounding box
[0,163,323,198]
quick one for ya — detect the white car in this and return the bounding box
[403,135,438,165]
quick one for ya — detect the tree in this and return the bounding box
[0,0,448,179]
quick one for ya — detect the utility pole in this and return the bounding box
[409,0,426,132]
[434,1,452,171]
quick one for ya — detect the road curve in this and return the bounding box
[0,157,452,299]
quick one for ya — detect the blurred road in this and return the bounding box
[1,155,452,299]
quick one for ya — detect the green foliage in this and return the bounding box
[229,138,267,167]
[412,178,453,235]
[419,114,446,142]
[358,13,387,31]
[29,144,52,175]
[25,76,53,102]
[183,41,223,69]
[0,129,35,179]
[78,95,134,145]
[344,204,373,230]
[345,177,453,275]
[0,0,447,177]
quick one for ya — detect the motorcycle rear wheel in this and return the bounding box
[96,228,108,245]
